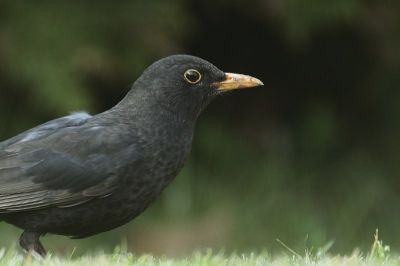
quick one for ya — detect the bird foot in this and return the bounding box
[20,231,47,258]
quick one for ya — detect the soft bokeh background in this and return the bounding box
[1,0,400,258]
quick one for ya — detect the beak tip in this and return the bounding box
[250,77,264,87]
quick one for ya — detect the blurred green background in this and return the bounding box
[1,0,400,258]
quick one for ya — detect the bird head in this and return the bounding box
[122,55,263,121]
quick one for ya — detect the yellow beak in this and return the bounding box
[214,73,263,90]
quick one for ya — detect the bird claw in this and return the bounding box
[24,249,44,264]
[30,250,44,260]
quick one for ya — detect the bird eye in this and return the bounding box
[184,69,202,84]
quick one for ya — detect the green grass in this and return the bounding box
[1,230,399,266]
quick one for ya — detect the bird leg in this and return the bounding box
[19,231,47,258]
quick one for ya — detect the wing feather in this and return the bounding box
[0,112,141,213]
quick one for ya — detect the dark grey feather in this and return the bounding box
[0,111,139,212]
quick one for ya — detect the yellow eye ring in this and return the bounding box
[184,69,202,84]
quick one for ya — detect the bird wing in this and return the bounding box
[0,112,141,212]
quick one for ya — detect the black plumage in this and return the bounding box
[0,55,263,256]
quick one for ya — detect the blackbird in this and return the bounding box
[0,55,263,256]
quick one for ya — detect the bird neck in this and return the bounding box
[112,85,198,130]
[110,94,196,137]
